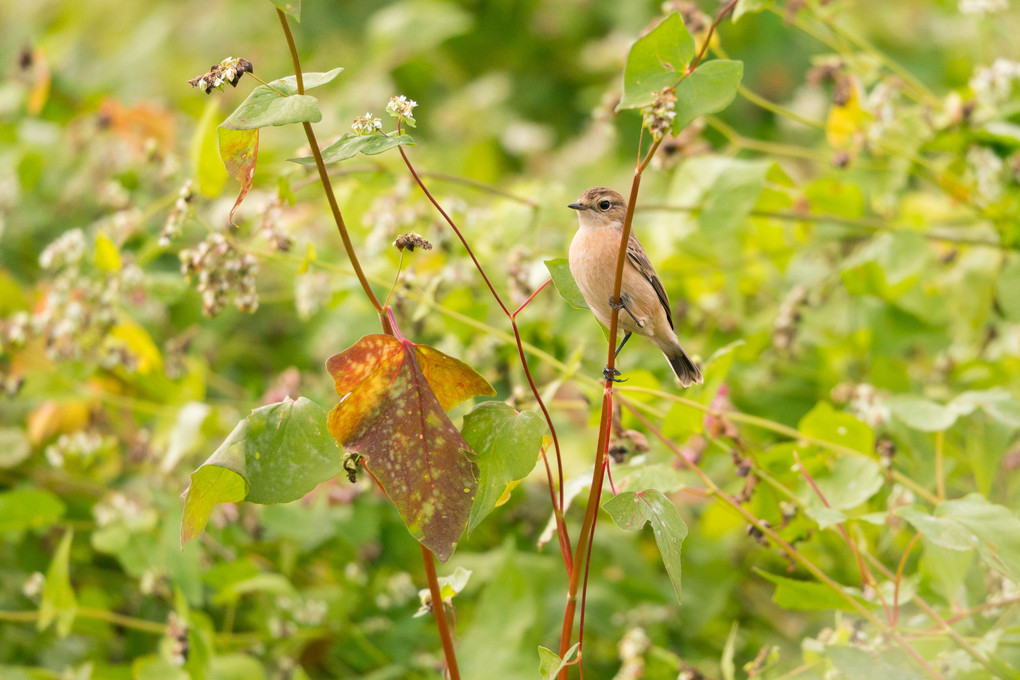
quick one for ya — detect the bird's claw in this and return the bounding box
[608,296,625,310]
[603,366,627,383]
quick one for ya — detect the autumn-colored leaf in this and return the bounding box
[325,334,495,561]
[217,127,259,226]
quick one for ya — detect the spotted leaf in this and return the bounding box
[325,334,494,561]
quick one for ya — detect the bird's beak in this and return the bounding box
[567,202,584,210]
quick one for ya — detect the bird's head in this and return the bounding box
[568,187,627,229]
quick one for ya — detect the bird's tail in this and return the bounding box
[661,341,703,388]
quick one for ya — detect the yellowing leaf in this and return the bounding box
[190,98,227,197]
[217,127,259,225]
[109,322,163,375]
[826,84,871,156]
[94,233,121,272]
[325,334,494,561]
[27,400,91,446]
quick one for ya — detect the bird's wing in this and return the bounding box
[626,232,674,330]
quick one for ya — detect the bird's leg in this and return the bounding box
[608,295,644,328]
[615,331,632,358]
[603,332,632,383]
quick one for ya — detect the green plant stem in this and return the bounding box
[276,9,383,314]
[421,544,461,680]
[638,203,1014,250]
[619,396,946,680]
[617,384,939,505]
[935,430,945,501]
[861,551,1006,677]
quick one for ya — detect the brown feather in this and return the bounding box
[626,234,674,330]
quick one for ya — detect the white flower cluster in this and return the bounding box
[613,627,650,680]
[179,233,259,316]
[386,95,418,126]
[351,112,382,136]
[259,197,292,252]
[967,145,1006,205]
[39,228,86,270]
[641,87,678,141]
[970,58,1020,106]
[45,430,109,468]
[93,492,144,527]
[295,270,333,320]
[959,0,1008,14]
[848,383,890,428]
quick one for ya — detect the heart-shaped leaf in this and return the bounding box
[217,127,259,225]
[619,12,695,111]
[602,489,688,603]
[220,68,343,130]
[671,59,744,132]
[181,397,339,546]
[326,334,495,561]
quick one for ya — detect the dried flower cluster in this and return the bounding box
[2,229,145,367]
[188,57,253,94]
[160,180,194,246]
[179,233,259,316]
[393,232,432,252]
[641,87,677,140]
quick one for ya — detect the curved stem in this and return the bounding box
[277,9,382,313]
[396,140,573,568]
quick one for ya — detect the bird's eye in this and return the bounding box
[598,200,611,211]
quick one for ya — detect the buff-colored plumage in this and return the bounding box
[567,187,703,387]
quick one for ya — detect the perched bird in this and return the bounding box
[567,187,703,387]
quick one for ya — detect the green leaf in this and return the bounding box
[898,495,1020,582]
[134,656,190,680]
[671,60,744,132]
[803,456,884,511]
[721,621,738,680]
[998,258,1020,321]
[602,490,688,604]
[619,12,695,110]
[288,131,415,166]
[220,68,343,130]
[825,646,926,680]
[755,569,868,613]
[841,232,931,300]
[94,233,121,272]
[461,402,547,534]
[699,159,772,234]
[733,0,775,22]
[0,487,66,535]
[886,395,958,432]
[181,397,340,545]
[952,388,1020,428]
[38,530,77,637]
[190,98,227,197]
[269,0,301,21]
[538,643,579,679]
[798,402,874,455]
[544,257,587,310]
[0,428,31,468]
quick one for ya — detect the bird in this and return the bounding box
[567,187,703,387]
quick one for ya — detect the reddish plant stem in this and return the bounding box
[396,141,573,569]
[276,10,458,675]
[793,451,892,624]
[689,0,740,74]
[558,390,612,677]
[422,544,462,680]
[513,277,553,317]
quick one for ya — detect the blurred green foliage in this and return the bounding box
[2,0,1020,678]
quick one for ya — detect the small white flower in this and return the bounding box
[959,0,1008,14]
[352,112,382,135]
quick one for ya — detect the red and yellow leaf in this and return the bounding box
[325,334,494,561]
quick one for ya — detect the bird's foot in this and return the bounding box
[608,295,625,310]
[603,366,627,383]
